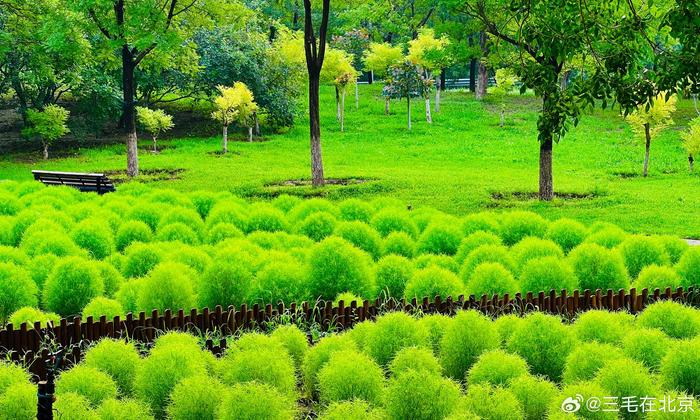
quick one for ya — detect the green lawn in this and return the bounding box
[2,84,699,237]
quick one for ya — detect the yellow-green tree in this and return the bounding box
[682,117,700,173]
[136,107,174,153]
[211,83,259,153]
[322,49,359,132]
[407,29,451,121]
[21,105,70,160]
[626,93,677,177]
[363,43,404,115]
[493,68,518,127]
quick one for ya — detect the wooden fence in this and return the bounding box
[3,286,698,382]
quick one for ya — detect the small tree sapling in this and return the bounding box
[626,93,677,177]
[21,105,70,160]
[135,107,174,152]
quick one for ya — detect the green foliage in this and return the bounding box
[219,348,296,398]
[418,314,452,354]
[459,244,516,281]
[318,350,384,404]
[562,342,625,384]
[211,83,259,128]
[217,382,295,420]
[520,256,579,294]
[0,263,37,322]
[568,244,630,291]
[507,312,576,382]
[338,199,373,223]
[245,205,288,234]
[251,259,306,305]
[595,358,661,419]
[388,346,442,376]
[82,297,123,320]
[96,398,154,420]
[493,68,517,95]
[56,365,118,407]
[137,262,196,313]
[574,310,633,345]
[465,262,518,296]
[507,375,558,420]
[136,107,174,144]
[404,266,464,300]
[302,335,357,397]
[439,310,499,379]
[115,221,153,252]
[414,253,459,272]
[511,237,564,271]
[43,257,103,316]
[417,222,462,256]
[270,325,308,370]
[20,229,82,258]
[466,349,529,386]
[0,361,31,395]
[384,369,461,420]
[206,223,243,245]
[298,212,337,242]
[621,328,670,371]
[0,382,39,420]
[53,392,97,420]
[383,231,416,258]
[499,211,549,246]
[461,384,524,420]
[364,312,428,367]
[199,258,252,308]
[307,237,375,300]
[657,235,688,265]
[319,400,385,420]
[637,300,700,339]
[84,339,141,395]
[375,255,413,298]
[167,375,224,420]
[454,231,502,265]
[549,381,617,420]
[8,307,59,327]
[618,236,670,278]
[334,221,383,259]
[71,220,114,260]
[585,226,628,249]
[156,223,199,245]
[363,42,404,76]
[626,93,677,141]
[675,247,700,287]
[121,243,163,278]
[494,314,523,346]
[371,209,418,238]
[22,105,70,153]
[634,265,681,291]
[660,337,700,396]
[462,213,501,236]
[681,117,700,165]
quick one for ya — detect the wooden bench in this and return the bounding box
[32,170,116,195]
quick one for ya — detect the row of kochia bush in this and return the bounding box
[0,180,699,326]
[1,300,699,419]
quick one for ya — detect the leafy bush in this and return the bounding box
[97,398,154,420]
[251,259,307,305]
[466,349,529,386]
[384,369,461,420]
[169,245,212,275]
[8,307,59,327]
[465,262,518,296]
[454,231,502,265]
[418,313,452,354]
[334,221,383,259]
[199,259,253,309]
[205,222,243,244]
[43,257,104,316]
[217,382,295,420]
[297,212,337,242]
[459,244,516,281]
[636,300,700,339]
[121,243,163,278]
[302,335,357,397]
[338,198,373,223]
[461,212,500,235]
[675,247,700,287]
[621,328,670,371]
[511,237,564,271]
[246,204,288,233]
[370,209,418,238]
[562,342,625,383]
[319,400,385,420]
[659,337,700,396]
[271,195,301,213]
[189,191,222,219]
[634,265,681,291]
[383,231,416,257]
[82,297,124,320]
[270,325,308,370]
[307,237,375,300]
[364,312,428,367]
[375,255,413,298]
[114,278,144,314]
[507,375,558,420]
[317,350,384,404]
[20,229,82,257]
[0,263,37,322]
[0,361,31,395]
[499,211,548,246]
[573,310,632,345]
[417,222,462,255]
[219,348,296,397]
[656,235,688,264]
[71,220,114,259]
[288,199,339,223]
[156,222,200,245]
[137,262,196,313]
[618,236,670,278]
[520,256,578,294]
[507,312,576,382]
[414,254,459,273]
[595,358,661,419]
[206,201,249,231]
[545,218,588,253]
[95,261,124,298]
[56,365,118,407]
[115,220,153,251]
[166,375,224,420]
[388,346,442,376]
[494,314,523,346]
[585,226,628,249]
[461,383,524,420]
[567,243,629,291]
[0,382,40,420]
[404,266,464,300]
[439,310,499,379]
[127,203,164,232]
[83,339,141,395]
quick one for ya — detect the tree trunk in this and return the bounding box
[407,97,412,130]
[340,90,346,132]
[559,71,570,91]
[689,154,694,173]
[468,35,476,93]
[385,97,390,115]
[42,142,49,160]
[440,69,446,90]
[152,136,158,152]
[248,126,253,142]
[222,125,228,154]
[643,123,651,177]
[500,107,505,128]
[475,32,488,100]
[335,86,341,121]
[309,76,325,186]
[435,77,441,113]
[254,112,260,136]
[122,51,139,177]
[539,136,553,201]
[368,71,374,84]
[355,80,359,110]
[425,97,432,123]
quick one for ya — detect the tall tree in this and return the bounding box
[303,0,331,187]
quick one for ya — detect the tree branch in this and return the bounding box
[89,9,114,40]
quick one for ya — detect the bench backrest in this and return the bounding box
[32,170,116,194]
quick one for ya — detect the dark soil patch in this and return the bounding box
[206,150,242,156]
[103,168,185,184]
[490,190,598,201]
[139,144,177,153]
[611,170,640,178]
[266,177,377,187]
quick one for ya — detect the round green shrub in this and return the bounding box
[217,382,295,420]
[189,190,222,219]
[499,211,549,246]
[548,381,617,420]
[219,348,296,398]
[507,375,558,420]
[494,314,523,346]
[410,208,447,233]
[585,225,628,249]
[0,263,37,322]
[388,346,442,376]
[383,231,416,257]
[0,217,14,247]
[0,245,29,266]
[168,245,212,275]
[199,258,253,309]
[660,338,700,398]
[618,236,670,279]
[404,266,464,300]
[375,255,413,298]
[520,256,578,294]
[0,191,19,216]
[156,222,199,245]
[20,229,82,257]
[147,190,191,207]
[115,220,152,252]
[82,297,123,320]
[364,312,428,367]
[370,209,418,238]
[0,361,31,394]
[343,319,374,350]
[675,247,700,287]
[319,400,385,420]
[461,383,524,420]
[114,278,144,314]
[205,200,249,231]
[83,338,140,395]
[454,231,502,265]
[465,262,518,297]
[271,194,301,213]
[317,350,384,405]
[656,235,689,264]
[121,243,163,278]
[166,375,224,420]
[234,332,286,353]
[8,307,59,327]
[466,349,529,386]
[302,335,357,396]
[461,212,501,235]
[574,310,633,345]
[0,381,38,420]
[507,312,576,382]
[271,325,308,369]
[384,369,461,420]
[636,300,700,339]
[459,244,516,281]
[545,218,588,253]
[414,254,459,273]
[338,199,373,223]
[334,221,383,259]
[333,291,362,305]
[251,259,306,305]
[644,392,699,420]
[621,328,670,371]
[96,398,154,420]
[137,262,196,313]
[288,198,339,223]
[417,222,462,256]
[439,310,499,379]
[246,204,288,233]
[205,222,243,244]
[71,220,114,260]
[633,264,681,291]
[127,203,163,231]
[307,237,375,300]
[418,313,452,354]
[43,257,104,316]
[562,342,625,384]
[297,212,337,242]
[56,365,118,407]
[567,243,630,291]
[94,261,124,298]
[511,237,564,272]
[594,358,661,418]
[27,253,57,290]
[159,207,205,235]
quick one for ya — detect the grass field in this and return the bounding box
[1,84,699,237]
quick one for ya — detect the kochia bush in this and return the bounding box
[382,231,416,257]
[675,247,700,287]
[454,231,502,265]
[417,222,462,255]
[499,211,549,246]
[219,348,296,398]
[465,262,518,297]
[659,337,700,396]
[43,257,104,316]
[121,243,163,278]
[466,349,529,386]
[384,369,461,420]
[270,325,309,370]
[334,221,383,260]
[156,222,200,245]
[375,255,413,298]
[459,244,516,281]
[319,400,385,420]
[199,259,253,309]
[307,237,375,300]
[302,335,357,397]
[567,243,629,291]
[97,398,154,420]
[297,212,337,242]
[245,204,288,233]
[83,338,141,395]
[595,359,661,418]
[317,351,384,404]
[507,375,558,420]
[388,346,442,376]
[166,375,224,420]
[364,312,429,367]
[439,310,499,379]
[82,297,124,320]
[115,220,153,252]
[370,208,418,238]
[519,256,578,294]
[511,237,564,272]
[404,266,464,300]
[217,382,295,420]
[338,198,373,223]
[71,219,114,259]
[573,310,633,345]
[618,235,670,278]
[545,218,588,253]
[634,265,682,291]
[55,365,118,407]
[621,328,670,371]
[461,383,524,420]
[0,263,37,322]
[137,262,196,313]
[562,342,625,384]
[636,300,700,339]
